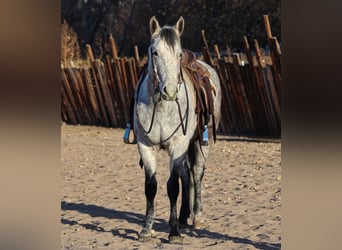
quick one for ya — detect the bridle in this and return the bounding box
[149,46,183,96]
[136,46,189,143]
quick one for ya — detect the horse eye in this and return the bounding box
[179,52,183,57]
[152,51,158,56]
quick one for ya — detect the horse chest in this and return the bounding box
[136,101,187,145]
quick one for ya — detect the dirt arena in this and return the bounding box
[61,124,281,249]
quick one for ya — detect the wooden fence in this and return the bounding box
[61,15,281,136]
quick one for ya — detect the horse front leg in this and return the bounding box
[167,168,183,243]
[137,144,157,241]
[139,171,157,241]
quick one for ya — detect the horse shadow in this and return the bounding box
[61,201,168,240]
[61,201,280,249]
[182,228,281,250]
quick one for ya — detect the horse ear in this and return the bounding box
[175,16,185,36]
[149,16,161,36]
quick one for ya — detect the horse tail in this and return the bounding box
[186,144,195,221]
[189,164,195,221]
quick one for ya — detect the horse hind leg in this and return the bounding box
[191,141,209,229]
[179,157,191,228]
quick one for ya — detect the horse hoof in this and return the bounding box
[169,235,183,244]
[193,222,201,229]
[138,234,152,242]
[193,219,204,229]
[138,229,154,242]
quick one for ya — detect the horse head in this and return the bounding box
[148,16,185,101]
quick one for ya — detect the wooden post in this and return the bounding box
[120,57,130,104]
[213,45,221,59]
[201,29,209,49]
[254,39,272,128]
[95,60,117,127]
[131,57,139,89]
[61,72,78,124]
[105,55,121,126]
[269,36,282,98]
[265,66,281,127]
[83,68,101,125]
[86,44,95,63]
[214,59,228,133]
[109,33,118,60]
[232,54,255,134]
[254,39,278,134]
[263,15,273,39]
[67,68,87,124]
[61,95,70,122]
[243,36,252,64]
[125,59,137,109]
[62,69,82,123]
[202,46,214,67]
[73,68,94,124]
[264,15,281,106]
[90,60,110,127]
[113,59,127,126]
[134,45,140,68]
[221,58,240,134]
[104,55,114,94]
[243,36,261,133]
[225,58,244,133]
[217,59,234,133]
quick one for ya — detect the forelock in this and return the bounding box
[159,26,179,51]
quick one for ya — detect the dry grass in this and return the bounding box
[61,20,81,68]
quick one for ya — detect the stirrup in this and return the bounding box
[202,124,209,146]
[123,123,136,144]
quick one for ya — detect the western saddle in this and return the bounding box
[181,49,217,145]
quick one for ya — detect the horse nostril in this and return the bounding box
[163,86,170,96]
[161,85,178,100]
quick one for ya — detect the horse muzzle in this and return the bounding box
[160,85,178,101]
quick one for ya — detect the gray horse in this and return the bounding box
[133,16,221,243]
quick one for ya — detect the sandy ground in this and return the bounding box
[61,124,281,249]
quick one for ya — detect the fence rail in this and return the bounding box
[61,15,281,136]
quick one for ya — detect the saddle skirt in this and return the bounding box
[181,49,217,144]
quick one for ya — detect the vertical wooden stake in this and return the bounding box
[134,45,140,64]
[213,45,221,59]
[201,29,209,49]
[86,44,94,63]
[109,33,118,59]
[225,45,232,63]
[263,15,272,39]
